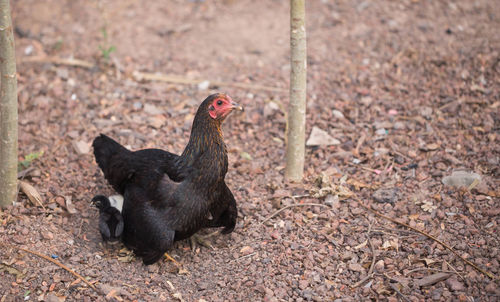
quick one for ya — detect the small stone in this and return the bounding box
[133,102,143,110]
[45,293,62,302]
[197,80,210,91]
[485,282,498,294]
[332,110,344,119]
[72,140,90,155]
[420,106,433,119]
[393,121,406,130]
[240,246,254,256]
[375,128,387,136]
[373,188,398,204]
[298,279,309,290]
[325,194,340,210]
[348,262,364,272]
[420,143,440,151]
[431,288,443,301]
[361,96,372,106]
[42,231,54,240]
[144,104,163,115]
[56,68,69,79]
[149,115,167,129]
[374,259,385,272]
[264,288,274,298]
[263,101,279,117]
[445,277,465,291]
[24,44,34,55]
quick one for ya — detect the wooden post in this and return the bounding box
[285,0,307,181]
[0,0,18,207]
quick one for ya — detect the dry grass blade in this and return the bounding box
[1,243,100,294]
[356,198,498,280]
[18,180,46,210]
[260,202,329,225]
[386,280,411,302]
[352,222,376,288]
[21,56,95,68]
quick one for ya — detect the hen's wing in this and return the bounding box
[113,211,124,238]
[98,212,112,241]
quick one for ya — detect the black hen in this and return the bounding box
[92,93,242,264]
[91,195,124,242]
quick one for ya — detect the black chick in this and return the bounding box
[91,195,124,242]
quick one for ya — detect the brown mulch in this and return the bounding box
[1,0,499,301]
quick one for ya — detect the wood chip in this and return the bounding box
[414,272,451,287]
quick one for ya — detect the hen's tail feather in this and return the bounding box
[93,134,133,193]
[92,134,129,173]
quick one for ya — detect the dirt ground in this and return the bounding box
[1,0,499,301]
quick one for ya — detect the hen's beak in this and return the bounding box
[230,100,244,112]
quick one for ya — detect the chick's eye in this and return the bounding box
[217,100,223,106]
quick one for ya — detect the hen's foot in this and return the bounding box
[190,232,218,251]
[164,253,189,274]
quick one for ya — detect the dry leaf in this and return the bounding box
[306,126,340,146]
[64,196,78,214]
[19,180,45,209]
[442,171,481,189]
[354,240,368,250]
[381,238,399,251]
[0,263,25,278]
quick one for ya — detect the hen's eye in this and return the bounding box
[217,100,223,106]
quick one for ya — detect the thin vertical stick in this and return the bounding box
[0,0,19,207]
[285,0,307,181]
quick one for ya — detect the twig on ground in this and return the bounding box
[1,243,100,293]
[133,71,287,93]
[444,259,466,282]
[77,218,85,237]
[347,162,380,174]
[260,203,329,225]
[21,56,95,69]
[387,281,411,302]
[356,198,498,280]
[232,252,257,263]
[352,222,377,288]
[353,132,366,157]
